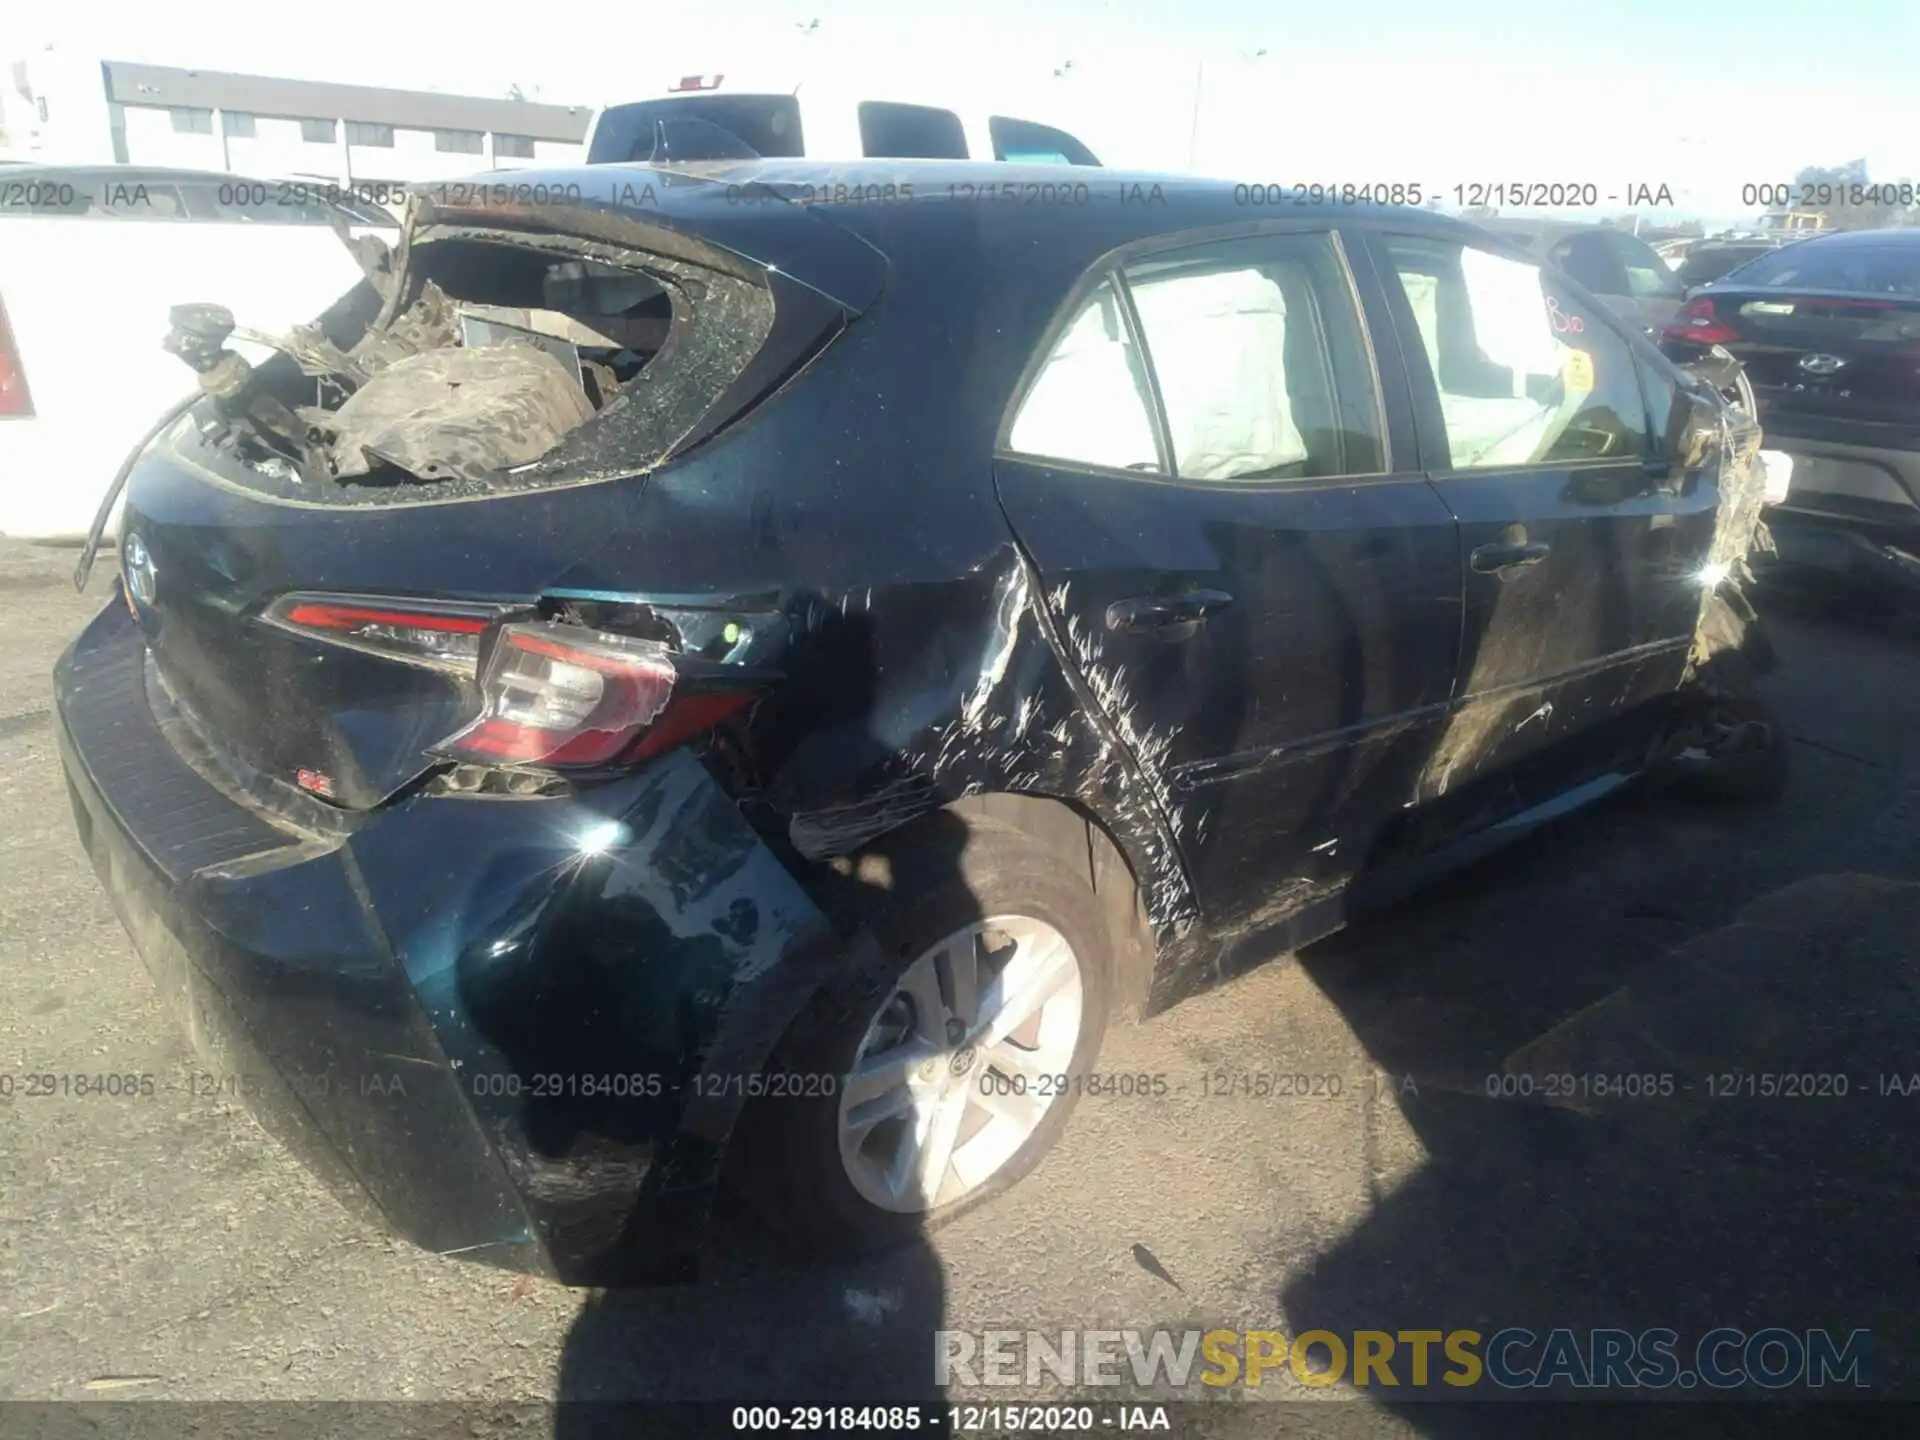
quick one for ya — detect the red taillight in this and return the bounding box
[0,294,34,419]
[266,595,502,671]
[435,621,753,770]
[670,73,724,92]
[1663,295,1739,346]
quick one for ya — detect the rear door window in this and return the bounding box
[1007,280,1162,471]
[857,102,968,159]
[1122,233,1385,480]
[1380,234,1653,469]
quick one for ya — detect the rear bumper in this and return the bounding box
[55,598,838,1284]
[1753,427,1920,595]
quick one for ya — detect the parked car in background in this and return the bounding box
[1669,227,1920,596]
[1756,208,1831,237]
[1675,234,1803,292]
[1655,236,1703,271]
[584,76,1100,166]
[0,165,393,542]
[57,162,1779,1285]
[1477,218,1687,333]
[1480,218,1761,421]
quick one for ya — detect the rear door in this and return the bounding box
[994,226,1463,932]
[1357,227,1712,802]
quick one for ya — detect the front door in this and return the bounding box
[994,227,1463,934]
[1355,227,1716,806]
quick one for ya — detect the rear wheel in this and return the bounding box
[735,817,1112,1256]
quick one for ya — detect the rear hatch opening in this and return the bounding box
[106,174,881,814]
[165,211,779,503]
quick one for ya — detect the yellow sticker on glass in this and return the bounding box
[1564,349,1595,393]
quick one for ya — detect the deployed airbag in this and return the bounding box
[1129,268,1309,480]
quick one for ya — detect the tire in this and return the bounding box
[732,814,1113,1257]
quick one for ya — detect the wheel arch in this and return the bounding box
[944,791,1156,1023]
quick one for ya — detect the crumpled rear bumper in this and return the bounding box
[55,597,840,1284]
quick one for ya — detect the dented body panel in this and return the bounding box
[56,161,1773,1282]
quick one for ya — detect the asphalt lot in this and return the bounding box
[3,536,1918,1428]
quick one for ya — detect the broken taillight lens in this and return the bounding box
[434,621,753,770]
[266,595,502,672]
[0,294,34,419]
[1662,296,1739,347]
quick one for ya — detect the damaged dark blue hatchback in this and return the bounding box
[56,161,1782,1284]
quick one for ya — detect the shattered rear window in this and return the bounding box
[170,225,778,506]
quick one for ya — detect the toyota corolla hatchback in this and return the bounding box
[56,161,1780,1285]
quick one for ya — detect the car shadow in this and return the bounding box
[1275,761,1919,1420]
[546,610,966,1432]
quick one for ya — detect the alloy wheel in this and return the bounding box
[837,915,1084,1213]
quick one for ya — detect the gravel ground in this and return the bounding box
[2,539,1916,1434]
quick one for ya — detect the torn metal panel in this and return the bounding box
[763,546,1201,969]
[1683,394,1774,675]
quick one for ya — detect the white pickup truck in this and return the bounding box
[0,165,393,541]
[584,76,1102,166]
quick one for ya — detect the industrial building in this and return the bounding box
[2,52,590,181]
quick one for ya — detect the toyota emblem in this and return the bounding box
[1798,353,1847,376]
[123,533,157,607]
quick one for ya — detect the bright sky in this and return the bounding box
[19,0,1920,221]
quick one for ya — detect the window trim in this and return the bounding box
[1110,271,1177,476]
[996,222,1395,489]
[1000,272,1170,478]
[1364,226,1668,477]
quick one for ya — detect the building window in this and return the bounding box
[495,134,536,159]
[299,117,338,144]
[346,121,394,147]
[169,107,213,135]
[221,111,256,138]
[435,129,484,154]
